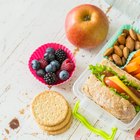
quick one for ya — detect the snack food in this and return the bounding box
[31,90,73,135]
[104,28,140,66]
[124,50,140,80]
[82,59,140,123]
[28,43,75,86]
[40,106,72,131]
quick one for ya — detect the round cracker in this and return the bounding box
[32,90,69,126]
[47,117,73,135]
[40,106,72,131]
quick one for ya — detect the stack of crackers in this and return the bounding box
[31,90,72,135]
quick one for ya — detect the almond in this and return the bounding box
[126,36,135,52]
[123,29,129,36]
[104,47,114,56]
[135,41,140,50]
[129,29,137,40]
[114,45,123,57]
[119,45,125,50]
[123,47,129,59]
[122,57,126,65]
[121,33,127,38]
[137,34,140,41]
[112,54,122,66]
[114,41,119,46]
[108,55,114,62]
[118,35,126,45]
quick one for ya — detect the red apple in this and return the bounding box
[135,129,140,140]
[65,4,109,48]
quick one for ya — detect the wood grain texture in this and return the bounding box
[0,0,140,140]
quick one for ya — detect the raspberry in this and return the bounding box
[61,59,74,72]
[55,49,67,63]
[44,72,57,85]
[39,59,48,69]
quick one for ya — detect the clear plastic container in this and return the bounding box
[73,25,140,131]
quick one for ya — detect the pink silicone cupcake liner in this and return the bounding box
[28,43,76,86]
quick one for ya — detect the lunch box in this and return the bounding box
[73,24,140,131]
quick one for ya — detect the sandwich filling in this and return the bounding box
[89,64,140,112]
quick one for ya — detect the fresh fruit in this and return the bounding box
[31,60,40,70]
[55,49,67,63]
[59,70,70,80]
[39,58,48,69]
[36,69,46,77]
[46,47,55,54]
[104,77,125,93]
[30,46,75,85]
[65,4,109,48]
[61,59,74,71]
[135,128,140,140]
[45,64,56,72]
[44,52,55,62]
[50,60,60,70]
[44,72,57,85]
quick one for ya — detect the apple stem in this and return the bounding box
[83,15,91,21]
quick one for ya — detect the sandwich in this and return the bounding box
[82,59,140,123]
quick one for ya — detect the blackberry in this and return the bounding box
[55,49,67,63]
[44,72,57,85]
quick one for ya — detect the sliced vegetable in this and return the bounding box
[130,56,140,64]
[135,73,140,80]
[124,62,139,73]
[108,76,140,105]
[135,106,140,113]
[131,65,140,75]
[133,50,140,58]
[104,77,125,93]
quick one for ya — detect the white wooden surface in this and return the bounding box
[0,0,140,140]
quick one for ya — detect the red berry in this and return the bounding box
[39,59,48,69]
[61,59,74,72]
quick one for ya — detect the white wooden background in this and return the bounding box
[0,0,140,140]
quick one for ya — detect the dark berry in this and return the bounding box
[39,58,48,69]
[36,69,46,77]
[31,59,40,70]
[44,52,55,62]
[44,72,57,85]
[46,47,55,54]
[50,60,60,70]
[45,64,56,72]
[55,49,67,63]
[59,70,69,81]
